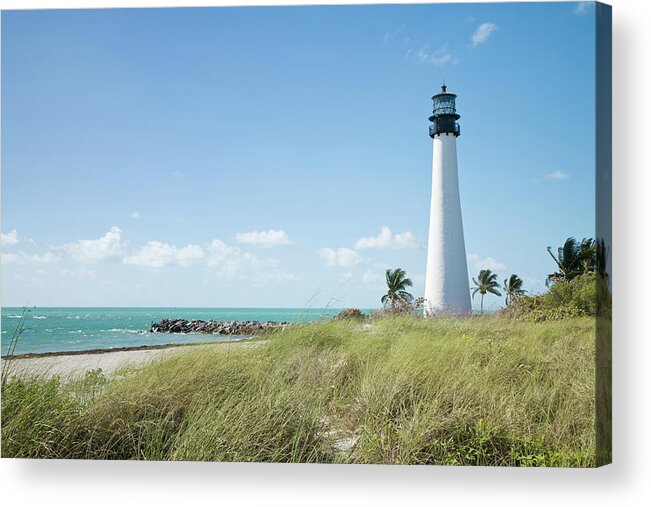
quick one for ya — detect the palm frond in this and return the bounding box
[397,290,414,302]
[547,245,561,268]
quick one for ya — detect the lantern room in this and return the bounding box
[428,84,461,137]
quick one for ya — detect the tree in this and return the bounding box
[578,237,597,273]
[472,269,501,315]
[503,274,525,306]
[381,268,414,312]
[546,237,597,286]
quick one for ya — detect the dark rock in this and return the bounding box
[148,318,291,336]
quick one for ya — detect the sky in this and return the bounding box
[1,2,597,310]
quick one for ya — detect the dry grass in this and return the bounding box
[1,315,596,466]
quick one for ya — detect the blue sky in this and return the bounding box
[1,2,596,309]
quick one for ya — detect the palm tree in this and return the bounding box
[503,274,525,306]
[472,269,501,315]
[381,268,414,312]
[546,237,596,286]
[578,237,597,273]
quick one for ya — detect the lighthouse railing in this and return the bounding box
[428,122,461,137]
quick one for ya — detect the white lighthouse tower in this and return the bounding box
[424,84,472,316]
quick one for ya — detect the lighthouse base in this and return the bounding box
[423,301,472,318]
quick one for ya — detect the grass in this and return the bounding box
[1,315,596,466]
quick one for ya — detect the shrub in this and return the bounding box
[333,308,366,321]
[370,299,422,319]
[546,272,597,315]
[500,273,597,322]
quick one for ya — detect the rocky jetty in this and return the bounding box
[150,318,290,336]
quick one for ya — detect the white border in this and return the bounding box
[1,0,650,505]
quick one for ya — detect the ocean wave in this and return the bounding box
[5,315,24,319]
[33,316,47,320]
[103,328,145,334]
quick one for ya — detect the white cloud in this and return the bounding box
[317,247,361,268]
[60,268,96,278]
[252,270,300,286]
[383,24,405,45]
[1,252,58,265]
[63,226,126,263]
[235,229,292,247]
[471,22,498,47]
[205,240,290,282]
[354,226,420,250]
[206,239,261,278]
[3,225,297,290]
[415,44,453,65]
[125,241,177,268]
[1,230,19,245]
[574,1,592,15]
[546,170,571,180]
[468,253,506,271]
[176,244,205,266]
[124,241,204,268]
[362,269,383,287]
[205,239,239,268]
[206,240,294,283]
[130,211,140,220]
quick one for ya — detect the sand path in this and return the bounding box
[1,342,237,380]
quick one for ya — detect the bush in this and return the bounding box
[333,308,366,321]
[500,273,597,322]
[546,272,597,315]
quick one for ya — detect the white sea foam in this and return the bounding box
[33,316,47,320]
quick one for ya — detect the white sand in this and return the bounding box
[1,343,226,380]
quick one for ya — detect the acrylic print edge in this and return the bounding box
[595,0,612,468]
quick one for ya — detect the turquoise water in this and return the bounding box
[1,307,363,355]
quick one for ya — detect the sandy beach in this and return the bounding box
[1,343,230,379]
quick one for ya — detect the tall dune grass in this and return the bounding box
[1,316,596,466]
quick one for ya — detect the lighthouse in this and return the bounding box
[424,84,472,316]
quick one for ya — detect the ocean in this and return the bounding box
[0,307,365,356]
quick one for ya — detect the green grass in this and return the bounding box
[1,316,596,466]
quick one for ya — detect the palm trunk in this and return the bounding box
[480,294,484,315]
